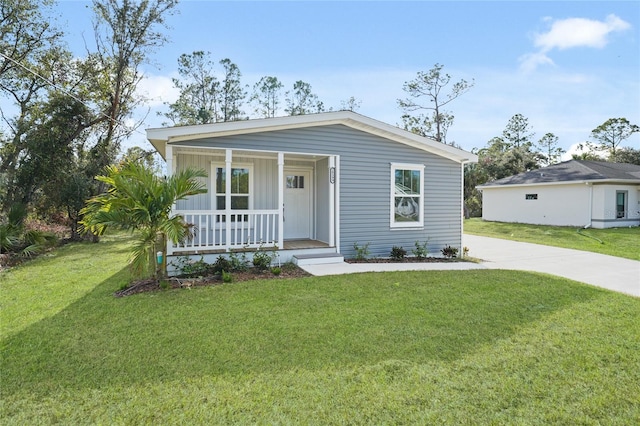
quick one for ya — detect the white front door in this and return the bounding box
[284,168,312,239]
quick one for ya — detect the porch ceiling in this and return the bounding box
[172,146,328,162]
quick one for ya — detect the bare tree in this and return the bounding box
[398,63,474,144]
[251,76,284,118]
[590,118,640,162]
[285,80,324,115]
[340,96,361,112]
[162,51,220,125]
[537,132,564,166]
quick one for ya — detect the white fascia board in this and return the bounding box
[477,178,640,190]
[477,181,590,190]
[146,111,478,164]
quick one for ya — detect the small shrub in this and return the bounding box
[159,280,171,290]
[271,266,282,276]
[412,240,429,260]
[170,255,210,277]
[222,270,233,283]
[441,245,458,258]
[390,246,407,261]
[228,251,249,272]
[212,256,232,274]
[252,249,273,271]
[353,242,371,261]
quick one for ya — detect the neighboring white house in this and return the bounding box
[146,111,477,267]
[478,160,640,228]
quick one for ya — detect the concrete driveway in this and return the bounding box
[464,234,640,297]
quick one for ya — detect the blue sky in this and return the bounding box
[51,0,640,157]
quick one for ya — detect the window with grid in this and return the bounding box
[391,163,424,228]
[214,165,252,221]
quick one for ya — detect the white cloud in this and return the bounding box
[518,52,555,74]
[136,74,179,107]
[562,142,607,161]
[520,14,632,72]
[534,14,631,52]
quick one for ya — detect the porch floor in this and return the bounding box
[283,239,331,250]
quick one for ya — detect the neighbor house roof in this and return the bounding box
[478,160,640,188]
[146,111,478,164]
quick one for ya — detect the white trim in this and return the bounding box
[328,156,336,247]
[277,152,284,248]
[147,111,477,164]
[225,150,232,250]
[478,179,640,190]
[166,143,175,257]
[171,145,333,161]
[335,155,341,253]
[212,160,254,211]
[390,163,425,229]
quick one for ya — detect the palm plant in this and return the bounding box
[80,161,207,279]
[0,204,56,256]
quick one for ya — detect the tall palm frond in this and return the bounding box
[81,160,207,279]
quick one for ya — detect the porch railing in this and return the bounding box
[170,209,280,254]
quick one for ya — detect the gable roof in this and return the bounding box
[478,160,640,188]
[146,111,478,164]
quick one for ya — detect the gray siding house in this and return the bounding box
[146,111,477,266]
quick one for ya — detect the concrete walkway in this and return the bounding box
[464,234,639,297]
[300,235,640,297]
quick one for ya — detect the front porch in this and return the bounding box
[166,145,339,261]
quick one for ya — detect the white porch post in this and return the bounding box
[278,152,284,249]
[334,155,340,254]
[165,144,174,176]
[225,149,232,251]
[166,144,175,256]
[328,156,336,247]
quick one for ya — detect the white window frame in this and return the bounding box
[212,162,254,222]
[390,163,424,228]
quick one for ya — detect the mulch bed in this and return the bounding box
[114,265,312,297]
[115,256,462,297]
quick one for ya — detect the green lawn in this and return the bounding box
[2,235,639,424]
[465,218,640,261]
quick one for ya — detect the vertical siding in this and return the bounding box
[176,154,283,210]
[173,124,464,258]
[175,153,213,210]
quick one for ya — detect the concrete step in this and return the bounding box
[293,252,344,266]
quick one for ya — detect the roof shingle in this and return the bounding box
[480,160,640,187]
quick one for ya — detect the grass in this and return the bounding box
[465,218,640,261]
[1,235,639,424]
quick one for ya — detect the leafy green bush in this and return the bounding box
[412,240,429,260]
[170,255,210,277]
[353,242,371,261]
[212,256,232,274]
[390,246,406,261]
[271,267,281,276]
[252,249,273,271]
[228,251,249,272]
